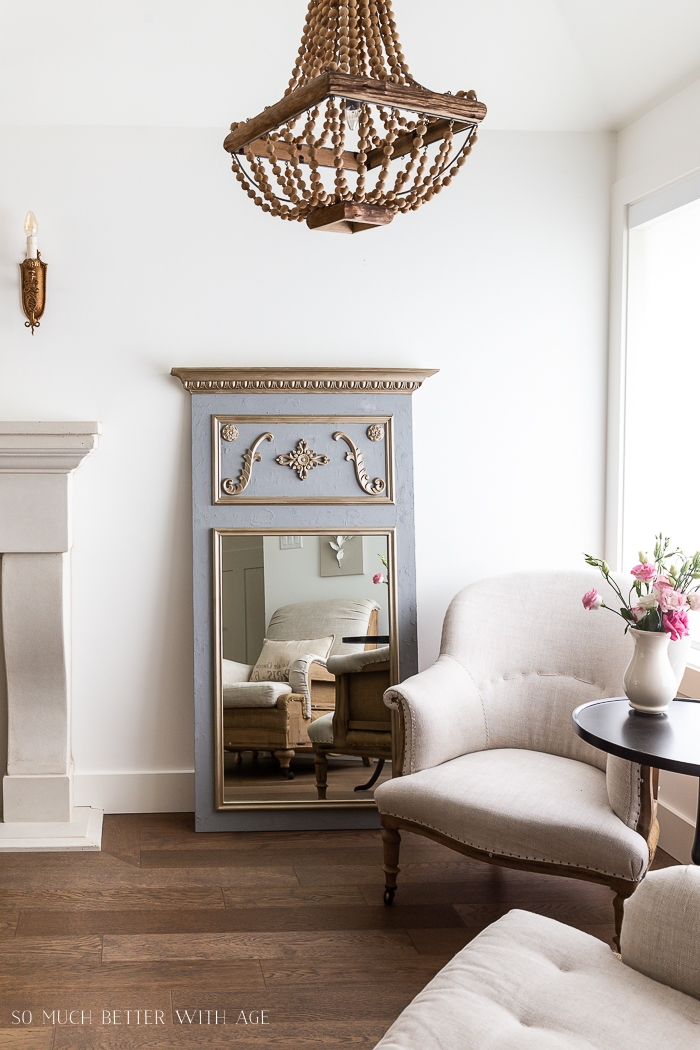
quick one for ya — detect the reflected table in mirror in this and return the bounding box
[572,697,700,864]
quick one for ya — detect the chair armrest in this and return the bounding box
[221,659,254,685]
[622,866,700,999]
[383,654,487,775]
[288,656,328,718]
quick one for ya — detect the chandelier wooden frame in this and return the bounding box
[223,1,487,233]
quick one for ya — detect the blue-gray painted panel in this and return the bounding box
[191,392,417,831]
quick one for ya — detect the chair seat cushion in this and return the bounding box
[222,682,292,708]
[375,749,649,881]
[374,909,700,1050]
[307,712,334,744]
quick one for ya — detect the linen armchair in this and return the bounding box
[375,571,689,946]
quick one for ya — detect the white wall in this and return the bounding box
[613,75,700,860]
[262,535,390,636]
[0,124,612,810]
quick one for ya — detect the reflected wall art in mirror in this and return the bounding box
[171,367,436,831]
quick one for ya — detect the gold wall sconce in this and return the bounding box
[20,212,46,334]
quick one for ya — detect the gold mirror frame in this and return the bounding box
[212,526,398,810]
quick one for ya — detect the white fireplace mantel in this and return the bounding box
[0,422,102,851]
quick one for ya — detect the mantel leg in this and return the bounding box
[692,779,700,865]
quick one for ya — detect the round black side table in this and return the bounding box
[573,697,700,864]
[342,635,390,644]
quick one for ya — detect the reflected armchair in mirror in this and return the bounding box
[221,595,381,779]
[308,645,392,797]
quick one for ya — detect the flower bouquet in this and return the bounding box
[582,534,698,713]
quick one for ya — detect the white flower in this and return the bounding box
[636,592,659,611]
[688,592,700,611]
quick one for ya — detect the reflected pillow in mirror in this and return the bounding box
[250,636,334,683]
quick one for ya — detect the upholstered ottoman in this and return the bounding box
[374,866,700,1049]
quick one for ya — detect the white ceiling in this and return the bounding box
[1,0,699,131]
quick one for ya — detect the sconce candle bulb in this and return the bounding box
[19,211,46,334]
[24,211,38,259]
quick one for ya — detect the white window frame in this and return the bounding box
[607,145,700,670]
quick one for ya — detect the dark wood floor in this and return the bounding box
[0,814,677,1049]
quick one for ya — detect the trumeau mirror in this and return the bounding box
[172,368,436,832]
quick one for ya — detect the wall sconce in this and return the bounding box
[19,212,46,334]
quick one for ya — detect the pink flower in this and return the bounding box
[372,572,385,585]
[631,563,655,581]
[653,581,688,612]
[582,589,603,611]
[663,608,689,641]
[630,606,647,622]
[688,593,700,611]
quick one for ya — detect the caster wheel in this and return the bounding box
[286,771,295,780]
[383,887,396,906]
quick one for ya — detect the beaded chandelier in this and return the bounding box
[223,0,487,233]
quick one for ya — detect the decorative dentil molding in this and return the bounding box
[171,367,438,394]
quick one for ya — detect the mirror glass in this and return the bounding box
[215,529,396,807]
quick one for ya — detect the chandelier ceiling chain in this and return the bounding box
[223,0,487,233]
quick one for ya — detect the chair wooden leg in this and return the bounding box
[613,889,635,952]
[362,757,371,767]
[382,826,401,905]
[232,751,242,764]
[274,749,295,779]
[314,750,329,800]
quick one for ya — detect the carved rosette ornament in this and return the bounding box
[223,1,487,234]
[366,423,384,442]
[275,440,330,480]
[220,423,239,442]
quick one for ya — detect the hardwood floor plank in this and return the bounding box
[140,848,388,869]
[222,885,366,908]
[0,962,265,995]
[52,1023,381,1048]
[0,868,299,891]
[18,904,464,938]
[140,817,382,852]
[0,914,19,940]
[260,957,450,987]
[295,861,494,885]
[407,927,483,955]
[102,929,419,962]
[0,939,101,962]
[3,890,224,912]
[0,1032,55,1049]
[360,874,617,906]
[101,816,141,867]
[453,898,615,927]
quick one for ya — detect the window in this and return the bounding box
[623,182,700,646]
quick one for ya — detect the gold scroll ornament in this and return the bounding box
[221,433,273,496]
[333,432,385,495]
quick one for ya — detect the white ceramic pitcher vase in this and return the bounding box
[623,627,677,714]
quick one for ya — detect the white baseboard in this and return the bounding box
[658,799,695,864]
[73,772,194,814]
